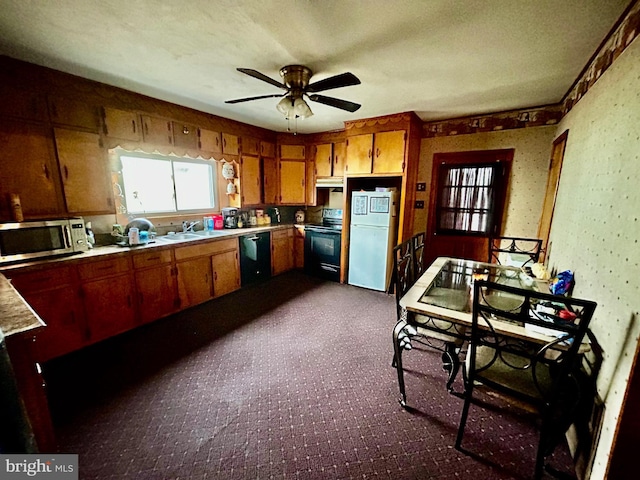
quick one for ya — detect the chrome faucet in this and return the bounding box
[182,220,200,233]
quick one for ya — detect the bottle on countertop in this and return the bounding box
[85,221,95,249]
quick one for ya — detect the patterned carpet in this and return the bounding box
[43,271,576,479]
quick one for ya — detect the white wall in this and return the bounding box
[415,125,557,236]
[549,35,640,480]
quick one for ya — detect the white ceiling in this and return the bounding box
[0,0,630,134]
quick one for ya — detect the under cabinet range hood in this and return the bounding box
[315,178,344,188]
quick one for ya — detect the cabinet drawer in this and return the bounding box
[272,228,293,240]
[78,257,131,280]
[174,238,237,261]
[132,249,173,269]
[9,265,75,293]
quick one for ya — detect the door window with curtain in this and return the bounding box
[436,164,500,235]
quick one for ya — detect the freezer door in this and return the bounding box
[347,224,392,291]
[350,192,395,227]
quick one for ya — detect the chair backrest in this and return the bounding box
[469,280,597,408]
[411,232,426,281]
[392,239,414,319]
[488,236,542,268]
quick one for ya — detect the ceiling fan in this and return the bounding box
[226,65,361,119]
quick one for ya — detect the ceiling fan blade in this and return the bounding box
[308,94,361,113]
[237,68,286,89]
[225,93,285,104]
[306,72,361,93]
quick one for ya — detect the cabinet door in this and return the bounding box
[345,134,373,174]
[332,141,346,177]
[0,120,62,218]
[176,257,212,309]
[198,128,222,154]
[279,160,306,204]
[314,143,333,177]
[27,287,86,362]
[141,115,173,146]
[272,230,294,275]
[135,264,177,324]
[10,266,85,362]
[212,249,240,298]
[48,95,100,130]
[241,155,262,206]
[306,160,316,206]
[83,274,136,342]
[260,141,276,158]
[0,84,47,121]
[102,107,140,141]
[222,133,239,155]
[372,130,406,173]
[293,227,305,269]
[280,144,306,160]
[172,121,198,149]
[263,156,278,205]
[242,136,260,155]
[54,128,114,214]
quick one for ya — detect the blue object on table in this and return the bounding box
[550,270,574,295]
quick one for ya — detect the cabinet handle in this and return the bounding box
[183,125,189,135]
[368,149,372,159]
[223,138,226,148]
[144,121,149,136]
[43,164,50,179]
[132,120,137,134]
[334,156,338,165]
[376,148,381,158]
[63,165,69,180]
[214,272,218,281]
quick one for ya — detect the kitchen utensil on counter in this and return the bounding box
[124,218,155,234]
[221,207,239,228]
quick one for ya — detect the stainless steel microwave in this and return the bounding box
[0,218,89,265]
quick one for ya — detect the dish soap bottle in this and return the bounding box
[85,221,95,249]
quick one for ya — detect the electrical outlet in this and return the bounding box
[416,182,426,191]
[415,200,425,209]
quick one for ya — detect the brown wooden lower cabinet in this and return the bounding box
[135,264,177,324]
[212,249,240,298]
[176,257,212,309]
[83,274,136,341]
[272,228,294,276]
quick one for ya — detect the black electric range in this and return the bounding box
[304,209,343,282]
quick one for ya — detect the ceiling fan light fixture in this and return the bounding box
[293,97,313,119]
[276,96,313,120]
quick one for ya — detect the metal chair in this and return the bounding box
[488,236,542,268]
[411,232,426,282]
[456,280,596,479]
[391,241,465,405]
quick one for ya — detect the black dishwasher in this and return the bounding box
[239,232,271,286]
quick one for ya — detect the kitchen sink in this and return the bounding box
[158,233,201,241]
[192,230,229,237]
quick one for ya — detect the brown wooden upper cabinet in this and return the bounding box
[333,141,346,177]
[222,132,239,155]
[102,107,141,141]
[261,141,276,158]
[263,157,278,205]
[279,159,306,205]
[313,143,333,177]
[313,142,346,178]
[242,136,260,156]
[240,155,262,206]
[0,84,47,121]
[172,121,198,149]
[345,131,406,174]
[198,128,222,154]
[0,120,63,219]
[372,130,406,173]
[53,128,114,214]
[280,144,306,160]
[141,115,173,146]
[48,95,100,131]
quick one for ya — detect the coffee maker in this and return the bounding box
[221,207,239,229]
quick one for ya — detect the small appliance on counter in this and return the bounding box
[222,207,239,229]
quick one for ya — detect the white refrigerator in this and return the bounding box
[348,191,398,291]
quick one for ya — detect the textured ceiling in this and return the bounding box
[0,0,630,134]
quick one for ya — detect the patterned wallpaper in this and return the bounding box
[549,35,640,480]
[414,126,557,237]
